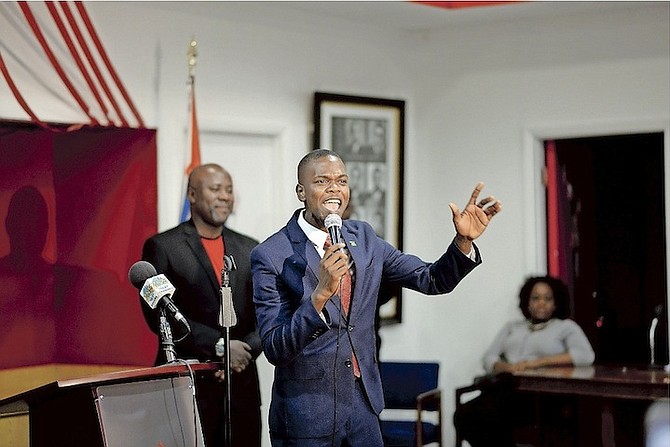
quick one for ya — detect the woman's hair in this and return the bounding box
[518,276,571,319]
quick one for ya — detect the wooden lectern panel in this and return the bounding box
[0,362,220,447]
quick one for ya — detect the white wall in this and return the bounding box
[2,2,668,446]
[395,7,669,444]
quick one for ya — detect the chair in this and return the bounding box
[454,373,525,446]
[379,361,442,447]
[454,380,485,447]
[454,373,554,447]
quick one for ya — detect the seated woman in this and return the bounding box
[454,275,595,447]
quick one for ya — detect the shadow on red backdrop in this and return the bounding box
[0,122,158,369]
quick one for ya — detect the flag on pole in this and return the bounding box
[180,39,201,222]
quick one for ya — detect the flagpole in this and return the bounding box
[186,37,201,175]
[181,38,202,223]
[187,37,197,82]
[187,38,232,447]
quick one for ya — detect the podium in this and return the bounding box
[0,361,220,446]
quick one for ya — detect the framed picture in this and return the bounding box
[313,92,405,325]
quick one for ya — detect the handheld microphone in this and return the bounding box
[324,213,343,247]
[128,261,191,332]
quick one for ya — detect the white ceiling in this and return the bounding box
[153,1,662,33]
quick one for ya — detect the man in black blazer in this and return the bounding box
[141,163,262,447]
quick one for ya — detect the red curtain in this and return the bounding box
[545,140,575,301]
[546,140,561,277]
[0,122,157,368]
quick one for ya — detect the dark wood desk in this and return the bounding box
[515,365,669,400]
[514,365,670,447]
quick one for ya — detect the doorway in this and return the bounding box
[547,132,668,366]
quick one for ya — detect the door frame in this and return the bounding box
[522,117,670,349]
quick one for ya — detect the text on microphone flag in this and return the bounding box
[140,274,176,309]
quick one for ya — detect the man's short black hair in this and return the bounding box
[297,149,342,183]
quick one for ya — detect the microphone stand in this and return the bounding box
[158,307,177,363]
[219,255,238,447]
[648,304,664,369]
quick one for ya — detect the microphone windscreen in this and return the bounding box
[324,213,342,230]
[324,214,343,246]
[224,254,237,272]
[128,260,158,289]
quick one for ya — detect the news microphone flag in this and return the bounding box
[180,39,201,222]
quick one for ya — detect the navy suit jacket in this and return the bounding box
[251,210,481,439]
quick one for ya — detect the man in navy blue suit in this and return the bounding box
[251,149,501,447]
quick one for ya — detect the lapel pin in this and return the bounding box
[349,240,357,247]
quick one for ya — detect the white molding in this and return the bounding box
[522,129,547,275]
[523,116,670,271]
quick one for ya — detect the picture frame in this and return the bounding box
[313,92,405,326]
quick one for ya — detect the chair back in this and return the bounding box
[380,361,440,411]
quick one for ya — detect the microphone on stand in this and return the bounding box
[129,260,189,364]
[219,254,238,447]
[128,260,191,333]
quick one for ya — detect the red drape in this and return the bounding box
[0,122,157,368]
[545,140,575,296]
[546,140,561,278]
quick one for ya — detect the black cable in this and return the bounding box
[173,328,189,343]
[167,372,188,446]
[183,360,199,447]
[172,359,199,447]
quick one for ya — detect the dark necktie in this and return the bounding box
[324,235,360,377]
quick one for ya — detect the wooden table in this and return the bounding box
[514,365,669,447]
[515,365,669,400]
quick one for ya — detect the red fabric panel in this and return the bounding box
[75,1,145,127]
[46,2,113,125]
[18,2,98,125]
[546,140,560,277]
[0,128,58,368]
[545,140,574,286]
[59,1,128,127]
[0,123,157,368]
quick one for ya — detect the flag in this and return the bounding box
[180,76,201,222]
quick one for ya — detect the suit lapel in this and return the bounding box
[221,227,240,293]
[340,224,362,316]
[182,222,219,291]
[286,212,320,284]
